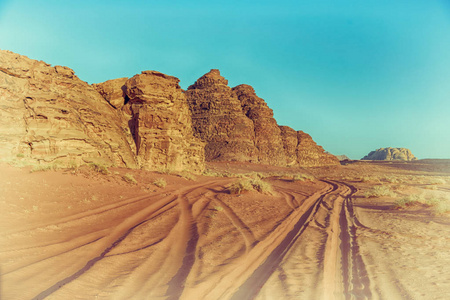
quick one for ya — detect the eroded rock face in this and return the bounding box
[233,84,287,166]
[185,69,257,162]
[186,69,339,167]
[1,50,337,170]
[123,71,205,172]
[296,131,340,167]
[362,148,417,161]
[92,77,128,109]
[0,50,137,167]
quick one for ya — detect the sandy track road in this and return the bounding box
[1,176,333,300]
[256,180,380,300]
[5,173,445,300]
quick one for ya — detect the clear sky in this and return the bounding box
[1,0,449,159]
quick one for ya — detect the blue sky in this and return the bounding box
[1,0,449,159]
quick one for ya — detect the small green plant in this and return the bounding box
[89,163,109,175]
[153,178,167,188]
[364,185,396,198]
[122,173,137,184]
[16,153,25,158]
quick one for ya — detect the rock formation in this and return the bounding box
[336,155,350,161]
[232,84,287,166]
[185,69,257,162]
[186,69,339,167]
[122,71,205,172]
[1,50,337,171]
[362,147,417,161]
[0,50,137,168]
[92,77,128,110]
[296,131,340,166]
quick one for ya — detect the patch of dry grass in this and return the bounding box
[227,177,273,195]
[153,178,167,188]
[364,185,397,198]
[122,173,137,184]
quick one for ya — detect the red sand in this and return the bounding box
[1,161,449,299]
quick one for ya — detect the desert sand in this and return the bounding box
[1,160,449,300]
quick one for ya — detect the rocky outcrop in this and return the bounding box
[185,69,257,162]
[122,71,205,172]
[1,50,337,171]
[0,50,137,167]
[92,77,128,109]
[232,84,287,166]
[186,69,339,167]
[362,147,417,161]
[336,155,350,161]
[296,131,340,166]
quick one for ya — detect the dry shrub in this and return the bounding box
[364,185,396,198]
[122,173,137,184]
[292,173,315,182]
[153,178,167,188]
[89,163,109,175]
[227,177,273,195]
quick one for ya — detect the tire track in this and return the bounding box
[26,180,223,300]
[228,181,338,300]
[336,181,372,300]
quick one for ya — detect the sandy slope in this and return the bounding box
[1,161,449,299]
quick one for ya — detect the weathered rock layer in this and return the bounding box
[0,50,137,168]
[186,69,339,167]
[1,51,337,170]
[362,147,417,161]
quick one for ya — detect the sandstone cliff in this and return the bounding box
[122,71,205,172]
[186,69,339,167]
[0,50,137,168]
[362,147,417,161]
[1,50,337,170]
[185,69,257,162]
[232,84,287,166]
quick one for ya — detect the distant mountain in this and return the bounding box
[361,148,417,161]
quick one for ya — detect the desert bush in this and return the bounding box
[360,176,380,183]
[364,185,396,198]
[383,176,400,184]
[227,177,273,195]
[89,163,109,175]
[122,173,137,184]
[179,172,197,181]
[30,164,58,173]
[153,178,167,188]
[394,194,423,208]
[434,201,450,214]
[427,177,447,185]
[292,173,315,182]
